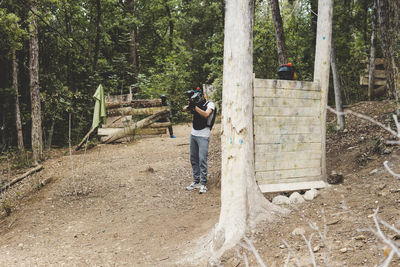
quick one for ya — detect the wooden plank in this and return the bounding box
[107,106,170,117]
[254,88,321,99]
[105,94,132,103]
[363,69,386,78]
[257,180,328,193]
[254,79,320,91]
[360,76,386,86]
[254,116,321,127]
[361,58,385,65]
[255,159,321,172]
[254,97,320,108]
[255,151,322,162]
[254,106,320,117]
[254,124,321,135]
[257,175,323,185]
[255,143,321,153]
[99,127,166,136]
[255,133,321,144]
[255,168,322,180]
[105,99,162,109]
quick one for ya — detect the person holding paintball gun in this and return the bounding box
[183,87,216,194]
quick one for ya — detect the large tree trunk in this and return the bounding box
[330,40,345,130]
[368,0,377,101]
[92,0,101,72]
[313,0,333,181]
[127,0,138,83]
[377,0,397,112]
[269,0,287,65]
[211,0,286,261]
[12,48,24,151]
[164,0,174,51]
[29,0,43,164]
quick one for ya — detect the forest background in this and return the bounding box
[0,0,397,161]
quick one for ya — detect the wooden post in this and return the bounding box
[313,0,333,181]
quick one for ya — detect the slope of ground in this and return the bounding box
[0,100,399,266]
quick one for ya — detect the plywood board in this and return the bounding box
[253,78,325,193]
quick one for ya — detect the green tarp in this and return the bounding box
[91,84,106,130]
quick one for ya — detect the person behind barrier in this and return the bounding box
[183,87,216,194]
[160,94,175,138]
[278,62,297,80]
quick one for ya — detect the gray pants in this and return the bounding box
[190,134,210,185]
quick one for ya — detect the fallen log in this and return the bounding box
[75,126,97,151]
[107,106,169,117]
[103,109,169,143]
[98,127,167,136]
[149,122,172,128]
[0,165,43,193]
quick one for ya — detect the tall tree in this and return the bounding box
[12,48,24,151]
[127,0,139,82]
[377,0,398,113]
[368,0,377,100]
[211,0,286,261]
[29,0,43,164]
[314,0,333,180]
[92,0,102,72]
[330,40,345,130]
[269,0,287,65]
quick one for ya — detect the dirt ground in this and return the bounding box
[0,100,400,266]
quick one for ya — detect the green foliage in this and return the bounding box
[0,0,396,155]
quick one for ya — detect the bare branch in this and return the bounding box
[301,233,317,267]
[243,252,249,267]
[326,106,399,137]
[372,208,400,260]
[282,239,301,267]
[383,161,400,178]
[393,114,400,135]
[242,237,266,267]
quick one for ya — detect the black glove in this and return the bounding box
[188,100,196,111]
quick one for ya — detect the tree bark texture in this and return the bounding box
[377,0,396,104]
[313,0,333,181]
[330,40,345,130]
[12,48,24,151]
[92,0,101,71]
[128,0,138,82]
[164,0,174,51]
[29,1,43,164]
[368,0,377,101]
[212,0,286,260]
[269,0,287,65]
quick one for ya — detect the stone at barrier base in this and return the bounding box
[289,192,305,204]
[304,188,318,201]
[272,195,290,205]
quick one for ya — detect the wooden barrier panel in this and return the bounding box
[253,78,327,192]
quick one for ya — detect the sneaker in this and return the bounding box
[199,185,207,194]
[186,182,201,191]
[170,135,176,138]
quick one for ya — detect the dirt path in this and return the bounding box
[1,100,400,266]
[0,123,221,266]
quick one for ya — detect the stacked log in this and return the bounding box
[360,58,387,98]
[99,94,170,143]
